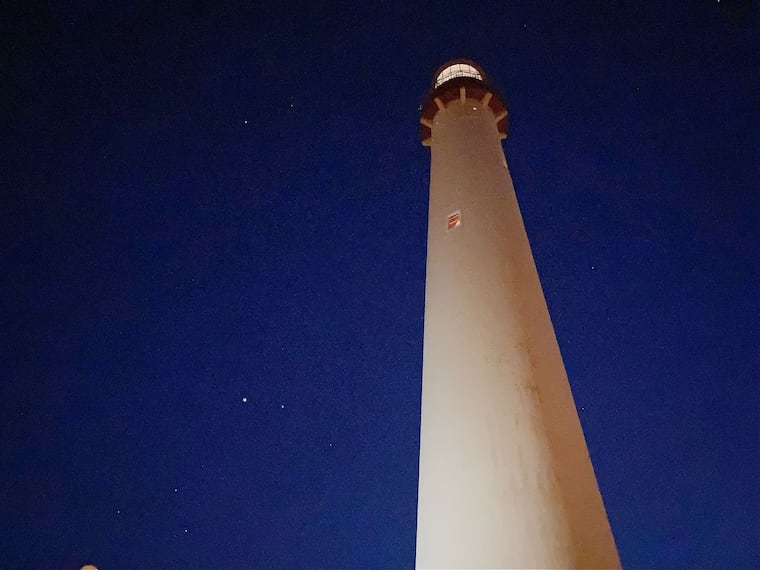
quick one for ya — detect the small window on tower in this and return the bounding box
[447,210,462,231]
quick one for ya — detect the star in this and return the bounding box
[243,120,248,124]
[174,488,178,493]
[280,404,285,409]
[242,396,247,403]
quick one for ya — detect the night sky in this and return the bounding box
[3,2,758,568]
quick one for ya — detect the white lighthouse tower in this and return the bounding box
[415,60,619,569]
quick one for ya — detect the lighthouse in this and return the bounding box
[415,60,619,568]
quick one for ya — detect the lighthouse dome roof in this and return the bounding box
[433,60,485,88]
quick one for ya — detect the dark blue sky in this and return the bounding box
[2,2,758,568]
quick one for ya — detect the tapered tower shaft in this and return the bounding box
[415,60,619,569]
